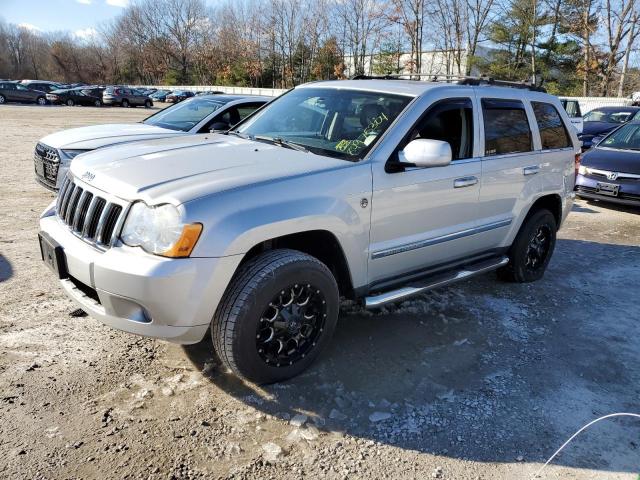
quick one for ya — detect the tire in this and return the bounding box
[498,209,557,283]
[144,99,152,108]
[212,249,339,384]
[36,96,47,106]
[94,99,102,107]
[121,99,129,108]
[0,94,5,104]
[66,99,74,106]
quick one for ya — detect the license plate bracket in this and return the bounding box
[38,232,68,279]
[596,182,619,196]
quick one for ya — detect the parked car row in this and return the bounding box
[1,79,230,107]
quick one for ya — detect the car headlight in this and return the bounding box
[578,165,587,175]
[121,202,202,258]
[60,149,91,160]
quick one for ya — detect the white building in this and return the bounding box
[344,47,490,78]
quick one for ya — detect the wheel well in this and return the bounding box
[526,194,562,229]
[241,230,354,298]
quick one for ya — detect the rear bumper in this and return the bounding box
[39,213,243,344]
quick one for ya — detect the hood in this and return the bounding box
[581,121,620,137]
[581,147,640,174]
[39,123,186,150]
[70,134,351,204]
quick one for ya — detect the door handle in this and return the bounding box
[523,165,540,175]
[453,176,478,188]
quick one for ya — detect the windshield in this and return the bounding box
[598,123,640,150]
[584,109,635,124]
[235,87,412,161]
[143,97,227,132]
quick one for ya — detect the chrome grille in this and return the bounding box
[34,143,60,189]
[56,176,126,249]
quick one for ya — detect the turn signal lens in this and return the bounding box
[160,223,203,258]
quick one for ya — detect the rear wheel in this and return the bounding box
[212,249,339,384]
[94,99,102,107]
[36,96,47,106]
[121,99,129,108]
[66,98,74,106]
[144,99,152,108]
[0,94,5,104]
[498,209,557,283]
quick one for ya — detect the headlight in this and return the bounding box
[60,149,90,160]
[121,202,202,258]
[578,165,587,175]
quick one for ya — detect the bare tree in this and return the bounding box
[337,0,391,76]
[465,0,496,74]
[391,0,426,74]
[599,0,639,95]
[617,9,639,96]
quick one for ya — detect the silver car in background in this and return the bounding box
[33,94,270,190]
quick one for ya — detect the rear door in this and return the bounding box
[472,94,540,250]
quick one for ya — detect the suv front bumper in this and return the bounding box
[39,213,242,344]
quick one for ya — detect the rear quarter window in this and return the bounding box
[532,102,572,149]
[481,98,533,156]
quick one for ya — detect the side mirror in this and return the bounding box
[209,122,230,132]
[399,139,452,168]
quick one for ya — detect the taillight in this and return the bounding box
[574,153,581,176]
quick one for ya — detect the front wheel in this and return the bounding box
[121,99,129,108]
[498,209,557,283]
[212,249,339,384]
[37,96,47,106]
[0,94,5,104]
[66,98,74,106]
[144,99,152,108]
[94,99,102,107]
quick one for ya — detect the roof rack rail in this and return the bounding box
[350,74,547,92]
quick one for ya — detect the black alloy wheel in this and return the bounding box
[498,208,557,283]
[212,249,339,384]
[256,283,328,367]
[525,225,552,272]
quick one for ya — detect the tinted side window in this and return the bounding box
[482,99,532,156]
[407,98,474,160]
[532,102,572,149]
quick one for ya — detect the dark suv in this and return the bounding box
[0,82,47,105]
[103,86,153,108]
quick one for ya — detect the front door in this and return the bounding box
[368,95,485,286]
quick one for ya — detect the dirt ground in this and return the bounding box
[0,104,639,480]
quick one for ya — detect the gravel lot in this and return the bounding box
[0,104,639,480]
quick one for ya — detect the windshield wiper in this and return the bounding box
[252,135,311,153]
[226,130,249,139]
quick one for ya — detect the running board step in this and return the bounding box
[364,256,509,309]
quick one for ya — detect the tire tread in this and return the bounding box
[212,249,335,380]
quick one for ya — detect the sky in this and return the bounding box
[0,0,133,40]
[0,0,218,41]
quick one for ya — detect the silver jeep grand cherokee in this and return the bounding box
[38,78,578,383]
